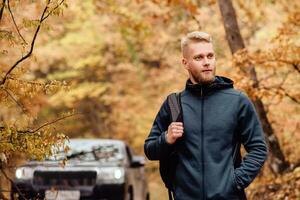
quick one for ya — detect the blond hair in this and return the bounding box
[181,31,212,52]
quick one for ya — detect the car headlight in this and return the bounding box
[15,167,34,179]
[97,167,124,183]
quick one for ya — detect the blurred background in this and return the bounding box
[0,0,299,199]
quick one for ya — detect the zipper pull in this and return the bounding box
[201,87,203,97]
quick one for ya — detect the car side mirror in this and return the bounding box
[131,156,145,168]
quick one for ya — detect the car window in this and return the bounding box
[47,141,125,163]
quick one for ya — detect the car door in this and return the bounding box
[126,146,145,200]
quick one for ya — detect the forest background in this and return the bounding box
[0,0,299,199]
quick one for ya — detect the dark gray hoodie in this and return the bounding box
[144,76,268,200]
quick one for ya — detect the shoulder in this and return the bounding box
[219,89,254,107]
[218,88,242,97]
[237,91,252,104]
[219,88,252,100]
[234,91,257,113]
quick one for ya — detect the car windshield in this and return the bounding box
[46,139,124,162]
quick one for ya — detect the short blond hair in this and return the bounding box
[181,31,212,52]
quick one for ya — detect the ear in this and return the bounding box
[182,58,189,70]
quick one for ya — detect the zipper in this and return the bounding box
[200,87,205,200]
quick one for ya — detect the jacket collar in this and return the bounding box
[185,76,234,96]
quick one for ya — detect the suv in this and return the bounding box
[11,138,150,200]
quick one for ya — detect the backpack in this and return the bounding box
[159,92,183,200]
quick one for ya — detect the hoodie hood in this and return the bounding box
[185,76,234,96]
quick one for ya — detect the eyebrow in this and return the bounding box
[193,52,214,58]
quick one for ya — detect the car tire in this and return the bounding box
[10,192,17,200]
[10,192,26,200]
[125,186,133,200]
[146,192,150,200]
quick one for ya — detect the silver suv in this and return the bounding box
[11,139,150,200]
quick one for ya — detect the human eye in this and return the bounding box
[194,55,203,61]
[207,53,214,59]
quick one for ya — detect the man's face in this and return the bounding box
[182,42,216,84]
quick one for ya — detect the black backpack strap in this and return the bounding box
[167,92,182,122]
[166,92,182,200]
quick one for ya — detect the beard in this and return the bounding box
[189,68,216,84]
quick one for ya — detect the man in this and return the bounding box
[144,31,268,200]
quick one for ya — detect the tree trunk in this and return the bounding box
[217,0,290,174]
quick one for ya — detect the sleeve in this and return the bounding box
[234,92,268,189]
[144,98,175,161]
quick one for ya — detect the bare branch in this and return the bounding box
[7,77,66,87]
[7,0,27,44]
[279,87,300,104]
[42,0,65,22]
[2,88,28,115]
[291,160,300,171]
[263,90,284,107]
[258,70,298,104]
[255,58,300,74]
[258,69,276,82]
[17,113,82,134]
[0,168,28,200]
[293,63,300,74]
[0,0,6,22]
[0,113,80,136]
[190,14,201,29]
[260,71,290,89]
[32,113,80,133]
[0,0,50,85]
[259,84,299,105]
[0,0,63,85]
[264,59,300,66]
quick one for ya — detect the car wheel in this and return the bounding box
[146,192,150,200]
[125,187,133,200]
[10,192,17,200]
[10,192,26,200]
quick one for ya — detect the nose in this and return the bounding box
[203,57,209,66]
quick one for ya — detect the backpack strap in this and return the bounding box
[166,92,182,200]
[167,92,182,122]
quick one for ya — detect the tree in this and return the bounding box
[0,0,69,197]
[217,0,298,174]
